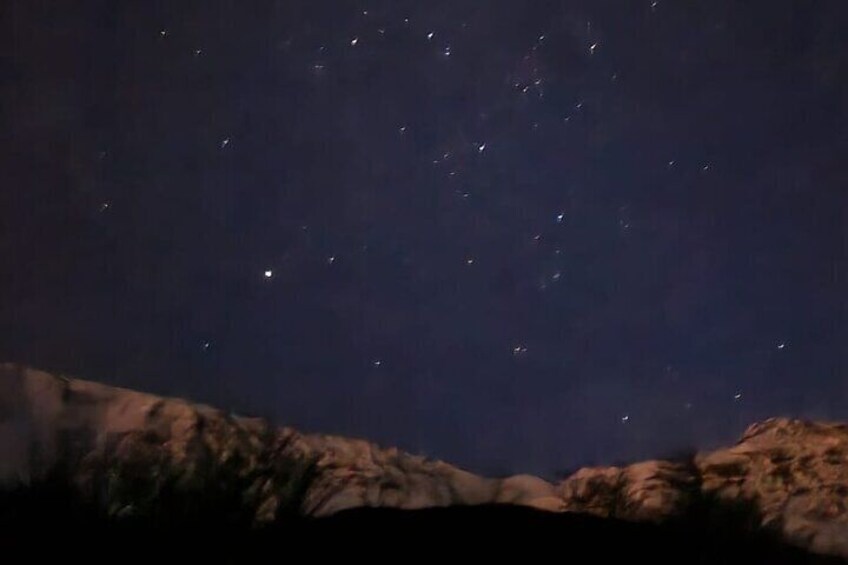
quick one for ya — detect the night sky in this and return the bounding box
[2,1,846,476]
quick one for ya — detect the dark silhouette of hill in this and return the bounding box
[0,478,844,564]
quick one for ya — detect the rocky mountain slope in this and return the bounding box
[2,363,848,559]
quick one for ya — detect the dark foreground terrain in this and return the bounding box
[0,484,843,564]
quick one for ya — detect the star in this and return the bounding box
[8,0,836,485]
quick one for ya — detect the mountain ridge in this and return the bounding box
[2,363,848,559]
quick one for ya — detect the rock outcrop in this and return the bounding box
[699,419,848,556]
[554,419,848,557]
[0,363,557,523]
[2,363,848,559]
